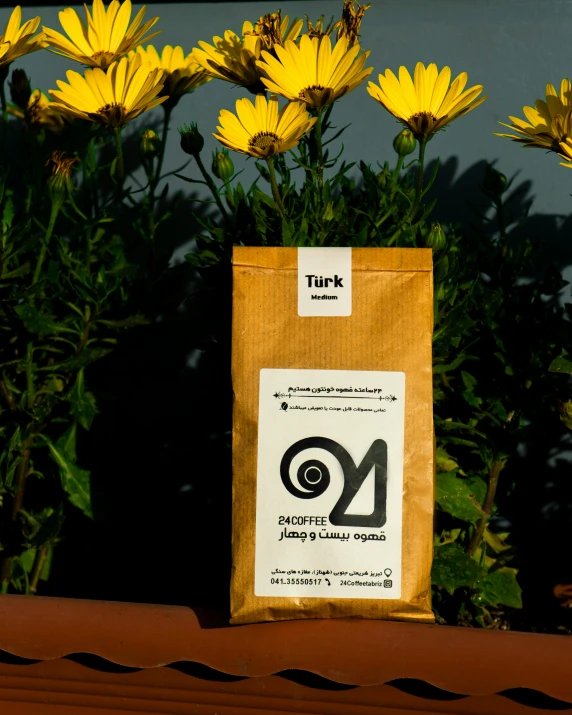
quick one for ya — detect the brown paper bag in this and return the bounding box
[230,246,434,624]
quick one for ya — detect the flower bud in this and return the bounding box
[178,122,204,155]
[140,129,160,156]
[483,164,508,196]
[376,161,390,189]
[9,69,31,110]
[211,148,234,182]
[393,129,416,157]
[425,222,447,251]
[46,150,78,211]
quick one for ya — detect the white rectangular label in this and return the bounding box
[298,247,352,316]
[255,368,405,599]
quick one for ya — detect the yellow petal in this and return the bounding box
[4,6,22,42]
[398,66,418,115]
[110,0,132,50]
[59,8,93,56]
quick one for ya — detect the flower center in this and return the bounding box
[97,102,128,127]
[92,50,115,68]
[299,85,333,108]
[410,111,439,136]
[249,131,279,150]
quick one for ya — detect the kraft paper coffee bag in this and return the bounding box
[230,246,434,624]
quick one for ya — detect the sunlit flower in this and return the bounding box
[49,55,166,128]
[368,63,486,140]
[214,93,316,158]
[42,0,160,70]
[192,13,303,93]
[131,44,211,102]
[8,88,67,132]
[0,6,45,69]
[257,34,372,110]
[494,79,572,152]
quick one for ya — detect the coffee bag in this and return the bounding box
[231,246,434,624]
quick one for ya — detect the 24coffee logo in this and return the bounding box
[279,437,387,527]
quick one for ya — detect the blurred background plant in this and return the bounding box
[0,0,570,633]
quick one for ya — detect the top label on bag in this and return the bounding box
[298,247,352,317]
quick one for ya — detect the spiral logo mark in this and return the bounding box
[280,437,388,528]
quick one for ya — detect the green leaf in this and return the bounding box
[281,218,295,247]
[1,262,30,279]
[483,529,512,553]
[461,371,477,392]
[432,542,485,594]
[435,446,459,473]
[465,475,488,506]
[549,351,572,374]
[44,429,93,518]
[97,314,149,329]
[19,549,35,574]
[68,369,98,430]
[3,195,14,228]
[477,567,523,608]
[56,422,77,462]
[30,505,65,549]
[433,353,477,374]
[435,471,486,523]
[50,347,112,373]
[14,305,74,336]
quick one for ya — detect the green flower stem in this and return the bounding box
[25,341,34,410]
[409,137,427,221]
[392,154,405,185]
[466,457,508,557]
[32,201,59,287]
[265,157,285,219]
[29,545,49,594]
[314,108,324,193]
[113,126,124,197]
[193,150,231,223]
[0,65,9,146]
[147,106,173,242]
[153,105,172,196]
[87,137,99,216]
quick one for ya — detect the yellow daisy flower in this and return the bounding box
[367,63,486,139]
[42,0,160,70]
[8,89,67,132]
[48,54,166,128]
[256,34,373,110]
[131,44,211,102]
[192,13,303,93]
[494,79,572,152]
[214,93,317,159]
[0,6,44,69]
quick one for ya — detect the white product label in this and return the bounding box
[255,368,405,599]
[298,247,352,316]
